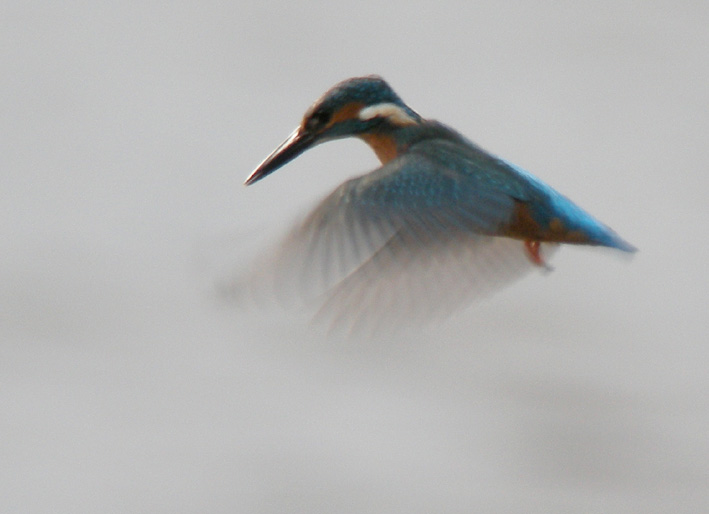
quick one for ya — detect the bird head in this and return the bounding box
[244,76,421,185]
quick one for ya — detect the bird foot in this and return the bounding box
[524,240,553,271]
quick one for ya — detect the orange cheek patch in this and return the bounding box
[328,102,365,127]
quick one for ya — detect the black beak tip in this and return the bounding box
[243,159,277,186]
[243,171,260,186]
[243,128,315,187]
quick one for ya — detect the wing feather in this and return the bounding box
[243,139,553,331]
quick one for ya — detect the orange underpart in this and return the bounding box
[508,201,590,245]
[360,133,399,163]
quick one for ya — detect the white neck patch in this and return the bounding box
[358,103,418,126]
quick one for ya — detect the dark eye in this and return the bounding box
[307,109,331,130]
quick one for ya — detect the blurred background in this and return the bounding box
[2,1,707,512]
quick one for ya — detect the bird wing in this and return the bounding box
[247,141,553,331]
[316,230,556,336]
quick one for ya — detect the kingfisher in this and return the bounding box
[243,76,635,329]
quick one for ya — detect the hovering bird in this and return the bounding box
[243,76,634,331]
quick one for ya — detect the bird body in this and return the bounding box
[349,120,632,250]
[243,76,634,328]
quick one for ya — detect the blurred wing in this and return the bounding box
[246,144,553,329]
[316,231,556,335]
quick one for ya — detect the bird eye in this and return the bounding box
[307,109,331,130]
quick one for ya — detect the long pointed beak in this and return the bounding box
[244,127,316,186]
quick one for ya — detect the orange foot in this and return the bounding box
[524,240,551,269]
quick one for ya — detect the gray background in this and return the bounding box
[2,1,708,512]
